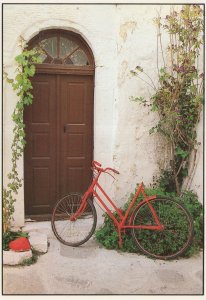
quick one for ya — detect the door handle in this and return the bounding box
[63,124,70,133]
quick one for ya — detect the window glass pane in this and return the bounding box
[40,37,57,58]
[35,34,90,66]
[64,57,73,65]
[59,37,78,58]
[70,49,88,66]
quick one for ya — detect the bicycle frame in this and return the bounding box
[70,167,164,247]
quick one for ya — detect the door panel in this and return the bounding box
[24,74,57,215]
[24,73,94,216]
[59,75,93,197]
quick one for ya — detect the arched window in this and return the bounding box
[29,29,94,67]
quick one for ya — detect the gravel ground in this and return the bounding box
[3,235,203,295]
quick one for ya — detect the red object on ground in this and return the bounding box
[9,237,31,252]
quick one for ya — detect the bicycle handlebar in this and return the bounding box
[92,160,120,175]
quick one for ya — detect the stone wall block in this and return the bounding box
[28,232,48,253]
[3,250,32,265]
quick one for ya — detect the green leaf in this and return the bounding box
[29,65,36,76]
[23,96,33,105]
[12,83,20,90]
[175,147,189,159]
[130,70,137,76]
[131,96,146,103]
[181,168,188,177]
[16,102,24,109]
[15,54,25,64]
[159,75,165,82]
[135,66,144,72]
[25,65,35,76]
[160,67,166,73]
[35,56,43,64]
[15,73,23,82]
[151,103,158,111]
[149,126,158,134]
[6,78,14,84]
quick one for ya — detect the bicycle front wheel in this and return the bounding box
[131,198,193,260]
[51,193,97,246]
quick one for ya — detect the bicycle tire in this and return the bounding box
[51,193,97,247]
[131,197,193,260]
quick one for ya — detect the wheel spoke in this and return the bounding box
[132,198,193,260]
[51,194,97,246]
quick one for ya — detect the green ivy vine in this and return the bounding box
[131,5,203,195]
[3,37,43,232]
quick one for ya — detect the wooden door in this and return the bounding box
[24,73,94,217]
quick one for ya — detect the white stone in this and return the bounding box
[10,226,22,232]
[3,250,32,266]
[28,232,48,253]
[22,221,53,238]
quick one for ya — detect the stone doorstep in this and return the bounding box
[28,231,48,254]
[3,250,32,266]
[22,221,54,239]
[22,222,50,253]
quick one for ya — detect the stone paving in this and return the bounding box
[3,223,203,295]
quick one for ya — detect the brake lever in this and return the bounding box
[104,171,116,180]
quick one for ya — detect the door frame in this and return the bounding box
[28,29,95,75]
[24,29,95,220]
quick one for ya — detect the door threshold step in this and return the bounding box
[22,221,54,239]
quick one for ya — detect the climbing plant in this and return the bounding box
[131,5,204,194]
[3,37,43,232]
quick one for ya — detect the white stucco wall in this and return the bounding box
[3,4,203,226]
[112,5,170,206]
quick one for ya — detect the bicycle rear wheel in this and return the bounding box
[51,193,97,246]
[131,197,193,260]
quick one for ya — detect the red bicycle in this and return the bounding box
[51,161,193,260]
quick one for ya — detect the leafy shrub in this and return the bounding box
[175,190,203,257]
[131,5,204,195]
[95,186,203,258]
[95,211,138,252]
